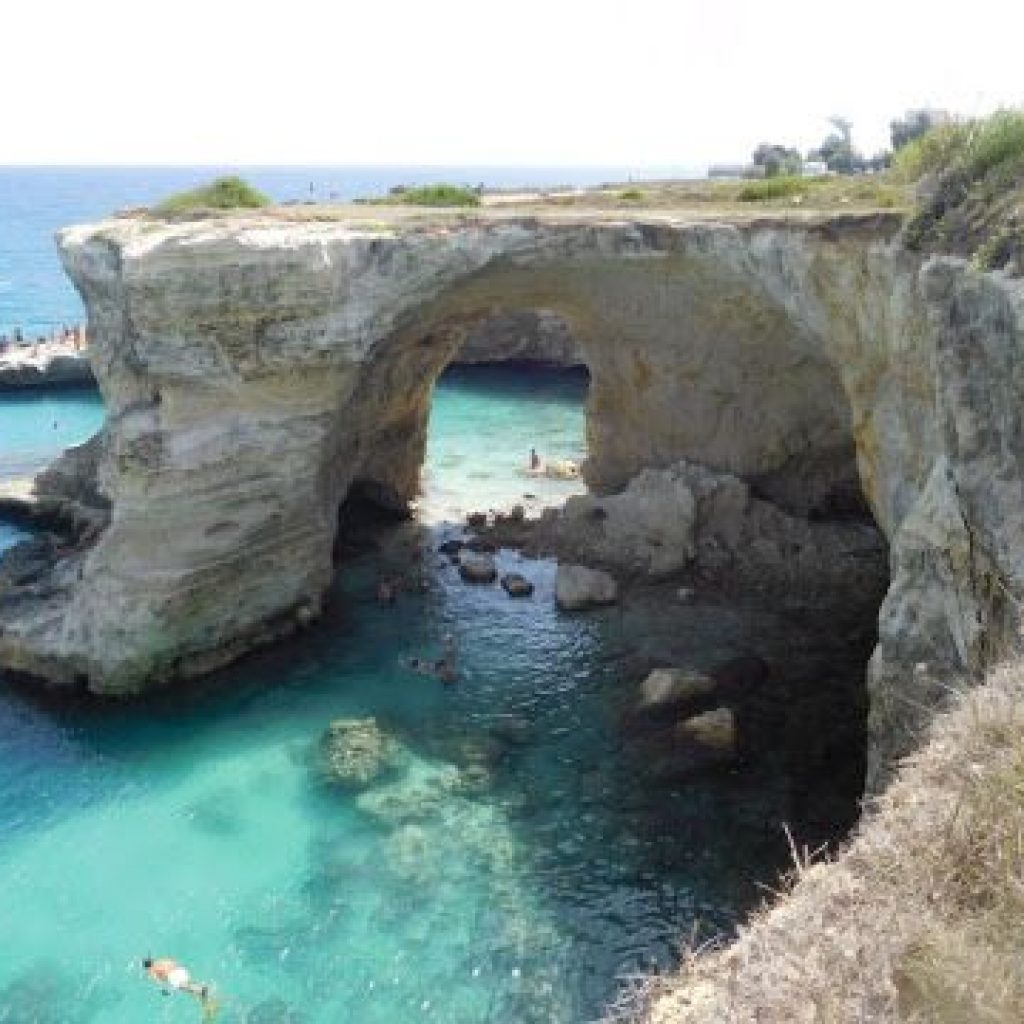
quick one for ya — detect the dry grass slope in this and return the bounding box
[631,664,1024,1024]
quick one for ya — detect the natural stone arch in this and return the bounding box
[336,243,863,521]
[2,211,1022,792]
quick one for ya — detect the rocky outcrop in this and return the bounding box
[0,209,1021,788]
[552,459,887,602]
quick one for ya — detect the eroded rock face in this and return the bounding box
[454,309,582,365]
[1,211,1021,787]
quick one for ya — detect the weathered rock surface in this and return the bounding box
[555,563,618,609]
[554,458,888,600]
[453,309,582,365]
[1,210,1022,787]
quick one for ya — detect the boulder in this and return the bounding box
[318,717,399,790]
[675,707,736,754]
[558,465,699,576]
[554,563,618,610]
[458,552,497,584]
[500,572,534,597]
[640,668,717,708]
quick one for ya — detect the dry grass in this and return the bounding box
[624,663,1024,1024]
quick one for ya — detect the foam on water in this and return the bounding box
[0,370,796,1023]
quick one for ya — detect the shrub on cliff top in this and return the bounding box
[737,175,813,202]
[360,183,480,207]
[155,176,271,215]
[896,108,1024,273]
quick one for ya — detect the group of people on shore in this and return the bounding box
[0,323,88,356]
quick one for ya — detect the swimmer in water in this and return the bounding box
[143,957,216,1016]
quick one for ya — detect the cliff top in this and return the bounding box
[64,202,905,253]
[92,174,908,237]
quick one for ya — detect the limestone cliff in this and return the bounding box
[0,209,1021,787]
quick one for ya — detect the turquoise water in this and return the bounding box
[422,365,588,520]
[0,389,106,477]
[0,374,803,1023]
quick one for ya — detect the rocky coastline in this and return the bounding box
[0,206,1021,801]
[0,342,94,390]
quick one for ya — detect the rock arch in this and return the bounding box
[2,211,1022,787]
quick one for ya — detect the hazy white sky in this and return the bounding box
[2,0,1022,167]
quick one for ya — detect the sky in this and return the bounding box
[2,0,1022,168]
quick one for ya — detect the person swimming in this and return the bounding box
[403,634,458,684]
[143,957,214,1013]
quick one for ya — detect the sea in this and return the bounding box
[0,167,806,1024]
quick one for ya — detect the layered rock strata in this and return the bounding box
[0,210,1021,787]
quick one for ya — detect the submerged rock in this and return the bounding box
[459,551,497,584]
[246,997,307,1023]
[355,759,462,825]
[318,717,400,791]
[554,563,618,610]
[501,572,534,597]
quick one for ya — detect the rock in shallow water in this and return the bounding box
[554,563,618,610]
[676,706,736,754]
[640,667,717,708]
[318,717,400,791]
[501,572,534,597]
[458,551,497,584]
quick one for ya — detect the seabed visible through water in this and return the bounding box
[0,366,871,1023]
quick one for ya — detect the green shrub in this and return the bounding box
[738,175,809,202]
[155,176,271,214]
[891,121,973,182]
[376,183,483,206]
[963,109,1024,180]
[618,188,645,201]
[893,110,1024,185]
